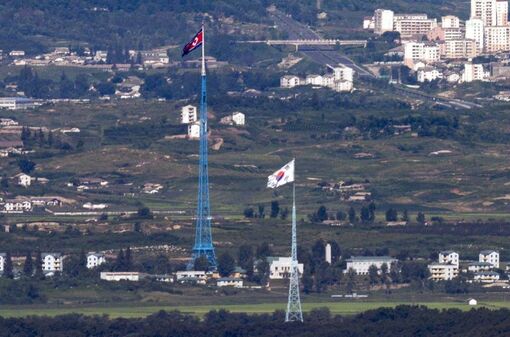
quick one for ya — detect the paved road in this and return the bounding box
[271,10,373,77]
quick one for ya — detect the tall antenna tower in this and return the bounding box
[286,183,303,322]
[187,24,217,270]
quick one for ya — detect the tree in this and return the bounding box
[114,249,125,271]
[270,200,280,218]
[312,239,326,264]
[329,240,341,262]
[23,251,33,277]
[360,206,371,224]
[336,210,346,221]
[96,82,115,96]
[137,207,152,219]
[368,202,376,223]
[302,271,313,294]
[317,205,328,222]
[218,252,235,277]
[346,268,356,294]
[0,176,8,190]
[243,207,254,218]
[368,265,379,286]
[348,207,356,224]
[4,252,13,279]
[34,251,43,278]
[417,212,426,225]
[257,204,265,218]
[17,158,36,174]
[385,208,398,222]
[256,242,272,259]
[255,259,269,286]
[401,210,409,222]
[125,247,133,270]
[238,245,253,270]
[280,207,289,220]
[194,255,209,271]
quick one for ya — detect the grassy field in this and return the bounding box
[0,300,508,318]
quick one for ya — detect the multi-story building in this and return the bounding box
[394,14,438,38]
[467,261,494,272]
[463,63,487,82]
[471,0,497,26]
[267,257,304,279]
[496,0,509,25]
[466,19,485,52]
[187,121,200,139]
[332,66,354,82]
[87,252,106,269]
[484,25,510,52]
[442,39,478,59]
[417,67,443,82]
[305,74,324,86]
[404,42,441,67]
[473,271,500,283]
[442,15,461,28]
[439,251,459,267]
[479,250,500,268]
[100,272,144,281]
[181,105,197,124]
[374,9,394,34]
[428,263,459,281]
[345,256,398,275]
[42,253,63,272]
[280,75,302,88]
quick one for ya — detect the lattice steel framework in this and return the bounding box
[286,183,303,322]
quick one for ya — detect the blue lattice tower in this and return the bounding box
[286,183,303,322]
[187,25,217,271]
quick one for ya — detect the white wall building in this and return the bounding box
[100,272,143,281]
[394,14,438,38]
[428,263,459,281]
[325,243,332,264]
[467,261,494,272]
[471,0,497,26]
[216,278,243,288]
[305,75,324,86]
[331,80,353,92]
[496,0,509,25]
[0,253,5,272]
[188,121,200,139]
[484,25,510,52]
[175,270,207,281]
[466,19,485,52]
[417,67,443,82]
[181,105,197,124]
[267,257,304,279]
[87,252,106,269]
[17,173,32,187]
[442,39,478,59]
[442,15,461,28]
[439,251,459,267]
[404,42,440,67]
[345,256,398,275]
[3,200,32,213]
[463,63,486,82]
[280,75,302,88]
[479,250,499,268]
[232,112,245,126]
[333,66,354,82]
[42,253,63,272]
[473,271,500,283]
[374,9,395,34]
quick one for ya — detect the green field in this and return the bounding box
[0,301,508,318]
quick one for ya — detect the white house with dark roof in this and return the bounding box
[267,257,304,279]
[479,250,499,268]
[473,271,500,283]
[467,261,493,273]
[345,256,398,275]
[428,262,459,281]
[0,253,5,272]
[87,252,106,269]
[42,253,63,272]
[439,250,459,267]
[280,75,301,88]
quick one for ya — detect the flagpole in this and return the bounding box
[201,23,206,76]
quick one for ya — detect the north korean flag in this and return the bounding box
[182,29,203,57]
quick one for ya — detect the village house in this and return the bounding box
[428,262,459,281]
[467,261,493,273]
[140,50,169,66]
[280,75,302,88]
[42,253,63,273]
[16,173,32,187]
[175,270,208,285]
[181,105,198,124]
[2,199,32,213]
[0,118,18,126]
[479,250,499,268]
[472,271,500,283]
[220,112,245,126]
[87,252,106,269]
[188,121,200,139]
[345,256,398,275]
[0,253,5,272]
[305,74,324,86]
[266,257,304,279]
[216,277,243,288]
[100,272,144,281]
[439,250,459,267]
[142,183,163,194]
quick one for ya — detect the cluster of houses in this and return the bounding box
[280,65,354,93]
[365,0,510,84]
[180,105,246,139]
[428,250,505,283]
[319,180,372,202]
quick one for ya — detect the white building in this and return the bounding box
[484,25,510,52]
[325,243,332,264]
[280,75,302,88]
[404,42,440,67]
[220,112,245,126]
[374,9,394,34]
[467,261,494,272]
[394,14,438,38]
[94,50,108,62]
[188,121,200,139]
[417,67,443,82]
[216,277,243,288]
[87,252,106,269]
[479,250,499,268]
[175,270,207,283]
[3,200,32,213]
[331,80,353,92]
[473,271,500,283]
[463,63,486,82]
[17,173,32,187]
[466,19,485,52]
[267,257,304,279]
[428,262,459,281]
[140,51,169,66]
[332,66,354,82]
[42,253,63,272]
[496,0,509,25]
[363,16,375,30]
[305,74,324,86]
[439,251,459,267]
[471,0,498,27]
[442,15,460,28]
[0,97,38,110]
[100,272,143,281]
[0,253,5,272]
[181,105,198,124]
[443,39,478,59]
[345,256,398,275]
